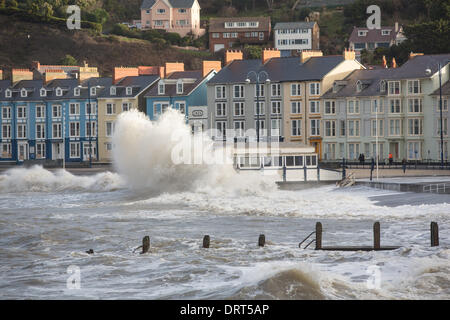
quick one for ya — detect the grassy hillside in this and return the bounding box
[0,14,215,76]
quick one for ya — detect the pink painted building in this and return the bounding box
[140,0,205,38]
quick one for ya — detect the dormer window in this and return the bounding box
[56,87,62,97]
[40,88,47,97]
[126,87,132,95]
[176,80,183,94]
[358,30,368,36]
[158,80,165,95]
[90,87,96,96]
[356,80,362,93]
[333,82,338,93]
[380,80,386,93]
[110,86,116,95]
[21,88,27,98]
[5,89,11,98]
[74,87,80,97]
[381,30,391,36]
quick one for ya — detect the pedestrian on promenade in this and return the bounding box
[402,158,407,174]
[358,153,365,165]
[389,153,393,165]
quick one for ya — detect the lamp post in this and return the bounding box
[246,71,270,143]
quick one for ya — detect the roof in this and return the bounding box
[208,55,345,84]
[349,26,399,44]
[273,22,316,30]
[209,16,271,33]
[99,75,159,98]
[141,0,196,9]
[431,80,450,96]
[145,70,208,97]
[385,54,450,80]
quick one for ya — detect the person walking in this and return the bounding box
[402,158,407,174]
[388,153,393,165]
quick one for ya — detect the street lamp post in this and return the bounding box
[246,71,270,143]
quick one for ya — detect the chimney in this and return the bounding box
[262,48,280,64]
[165,62,184,77]
[225,50,243,65]
[113,67,139,84]
[138,66,166,78]
[343,48,356,60]
[44,70,68,84]
[31,61,41,71]
[0,70,2,81]
[12,69,33,83]
[202,61,221,78]
[381,56,387,68]
[300,50,323,63]
[409,52,424,60]
[392,57,397,68]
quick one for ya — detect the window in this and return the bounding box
[36,105,45,119]
[70,142,80,158]
[40,88,46,97]
[388,81,400,95]
[216,103,226,117]
[157,8,165,14]
[106,122,115,137]
[234,121,245,137]
[380,80,387,93]
[106,143,113,151]
[86,103,97,115]
[233,85,244,98]
[5,89,11,98]
[255,102,265,115]
[389,119,402,136]
[389,99,401,113]
[271,119,281,136]
[340,120,346,136]
[110,87,116,95]
[122,102,132,112]
[407,80,421,94]
[2,106,11,119]
[291,83,301,96]
[17,106,27,119]
[324,101,335,114]
[21,89,27,98]
[154,20,163,26]
[69,122,80,137]
[176,80,183,94]
[271,101,281,114]
[347,100,359,114]
[216,121,227,138]
[348,120,360,137]
[52,105,61,118]
[216,86,226,99]
[356,81,363,93]
[259,32,264,40]
[310,119,320,136]
[408,98,422,113]
[106,103,116,115]
[408,142,421,160]
[17,124,27,138]
[2,124,11,139]
[408,119,423,135]
[223,33,230,38]
[325,120,336,137]
[309,101,320,113]
[36,143,45,159]
[255,120,265,137]
[372,119,383,137]
[291,101,301,114]
[178,8,186,13]
[255,84,265,97]
[74,88,80,97]
[52,123,62,139]
[158,80,165,95]
[381,29,391,35]
[36,124,45,139]
[324,143,336,160]
[271,84,281,97]
[291,120,301,136]
[358,30,368,36]
[438,99,449,112]
[348,143,360,160]
[86,122,97,137]
[126,87,132,95]
[1,143,11,157]
[56,88,62,97]
[372,99,383,113]
[69,103,80,116]
[234,102,244,116]
[212,33,220,38]
[309,83,320,95]
[176,102,186,114]
[437,118,448,136]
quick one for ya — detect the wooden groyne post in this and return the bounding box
[142,236,150,254]
[315,222,322,250]
[203,235,210,248]
[258,234,265,247]
[373,221,380,249]
[431,222,439,247]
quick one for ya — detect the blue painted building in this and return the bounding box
[145,69,217,124]
[0,77,111,164]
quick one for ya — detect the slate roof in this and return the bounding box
[273,22,316,30]
[208,55,346,84]
[431,81,450,96]
[99,75,159,99]
[141,0,195,9]
[348,26,400,44]
[145,70,208,97]
[209,17,271,33]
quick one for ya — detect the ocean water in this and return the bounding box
[0,110,449,300]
